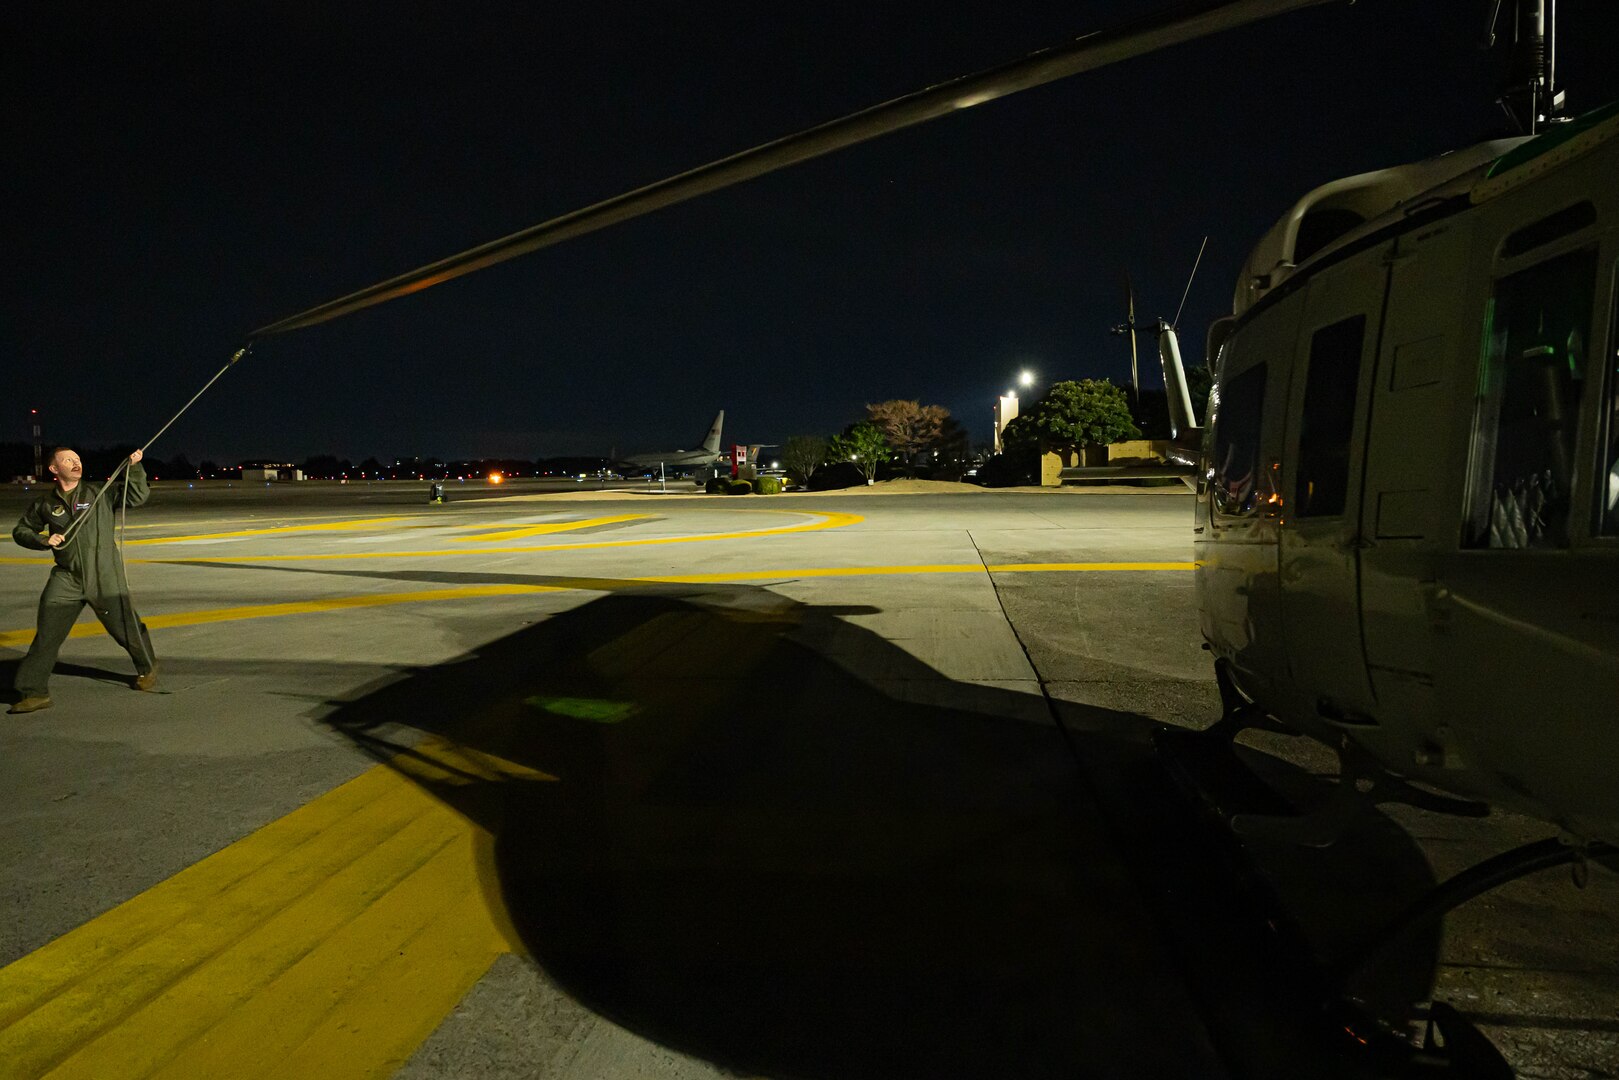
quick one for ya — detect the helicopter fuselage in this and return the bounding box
[1195,105,1619,841]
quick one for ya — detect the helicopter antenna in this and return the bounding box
[1483,0,1506,48]
[1171,235,1209,329]
[1489,0,1567,132]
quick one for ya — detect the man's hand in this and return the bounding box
[129,449,143,464]
[46,533,65,548]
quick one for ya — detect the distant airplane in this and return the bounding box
[620,410,725,474]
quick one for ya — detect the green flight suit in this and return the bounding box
[11,463,155,697]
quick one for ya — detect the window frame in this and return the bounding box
[1209,360,1270,521]
[1594,256,1619,540]
[1293,314,1368,520]
[1461,239,1604,550]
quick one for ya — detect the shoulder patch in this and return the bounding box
[49,506,65,517]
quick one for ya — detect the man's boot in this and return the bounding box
[8,696,53,714]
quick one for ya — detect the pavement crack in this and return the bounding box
[965,529,1061,722]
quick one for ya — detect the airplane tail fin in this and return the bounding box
[701,410,724,454]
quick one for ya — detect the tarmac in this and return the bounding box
[0,479,1614,1079]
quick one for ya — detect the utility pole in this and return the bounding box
[1124,273,1141,401]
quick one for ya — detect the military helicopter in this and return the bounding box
[1142,0,1619,873]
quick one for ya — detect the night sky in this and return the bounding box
[8,1,1619,464]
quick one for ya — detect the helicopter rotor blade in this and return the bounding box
[252,0,1344,338]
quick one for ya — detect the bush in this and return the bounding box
[726,478,754,495]
[753,475,782,495]
[977,453,1036,488]
[809,461,863,490]
[705,476,728,494]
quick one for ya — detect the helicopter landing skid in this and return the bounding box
[1169,662,1490,848]
[1153,716,1523,1076]
[1338,836,1619,991]
[1202,658,1298,743]
[1230,740,1490,849]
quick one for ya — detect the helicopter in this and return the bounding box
[1140,2,1619,868]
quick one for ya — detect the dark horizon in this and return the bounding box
[8,2,1619,462]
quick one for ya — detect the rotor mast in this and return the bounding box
[1490,0,1567,132]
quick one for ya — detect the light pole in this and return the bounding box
[30,408,43,481]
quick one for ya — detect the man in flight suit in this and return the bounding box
[9,447,157,714]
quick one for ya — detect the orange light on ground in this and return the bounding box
[488,472,504,484]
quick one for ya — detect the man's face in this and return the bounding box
[50,451,83,485]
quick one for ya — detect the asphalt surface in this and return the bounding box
[0,480,1614,1079]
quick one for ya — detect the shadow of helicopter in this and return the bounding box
[173,559,1451,1077]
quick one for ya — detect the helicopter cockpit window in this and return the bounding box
[1463,247,1598,549]
[1296,315,1366,517]
[1211,362,1267,518]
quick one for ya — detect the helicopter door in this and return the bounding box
[1276,255,1387,724]
[1357,218,1478,729]
[1198,292,1296,698]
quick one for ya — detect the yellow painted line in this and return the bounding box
[0,586,565,649]
[659,561,1198,582]
[987,561,1195,573]
[126,517,412,545]
[0,562,1193,649]
[0,739,532,1080]
[450,513,650,542]
[128,509,866,563]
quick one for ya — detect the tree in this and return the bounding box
[981,413,1042,486]
[826,422,891,485]
[1023,379,1140,451]
[1129,388,1169,439]
[301,454,352,479]
[1185,364,1213,426]
[865,399,948,474]
[928,416,972,479]
[780,435,828,486]
[998,413,1041,456]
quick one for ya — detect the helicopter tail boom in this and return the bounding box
[1156,322,1202,462]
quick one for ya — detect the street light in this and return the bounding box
[1018,369,1035,389]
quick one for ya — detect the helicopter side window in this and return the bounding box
[1295,315,1366,517]
[1210,362,1267,518]
[1462,247,1598,549]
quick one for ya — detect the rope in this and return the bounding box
[38,343,250,674]
[56,343,251,551]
